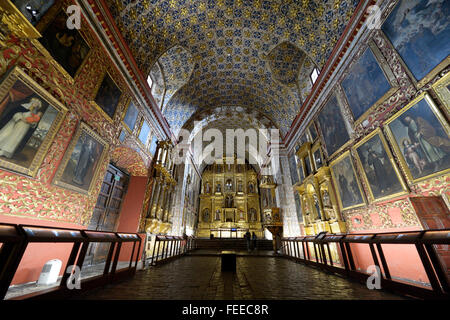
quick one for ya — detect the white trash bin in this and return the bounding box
[37,259,62,286]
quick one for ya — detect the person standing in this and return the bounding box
[251,232,257,251]
[244,230,251,252]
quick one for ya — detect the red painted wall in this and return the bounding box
[0,215,85,285]
[349,226,430,287]
[116,176,148,262]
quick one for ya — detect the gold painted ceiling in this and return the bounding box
[106,0,360,137]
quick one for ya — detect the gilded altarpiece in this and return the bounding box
[197,158,263,238]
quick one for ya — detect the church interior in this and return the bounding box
[0,0,449,305]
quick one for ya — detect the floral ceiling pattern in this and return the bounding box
[106,0,360,137]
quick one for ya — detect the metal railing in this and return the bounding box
[0,223,143,300]
[149,235,196,266]
[281,229,450,299]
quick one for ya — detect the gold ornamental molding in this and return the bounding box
[0,1,41,45]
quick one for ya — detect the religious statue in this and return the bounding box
[216,183,221,193]
[202,209,210,223]
[205,182,211,193]
[248,182,254,193]
[215,209,221,221]
[237,181,243,192]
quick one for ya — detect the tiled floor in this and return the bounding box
[75,256,404,300]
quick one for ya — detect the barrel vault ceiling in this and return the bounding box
[105,0,360,138]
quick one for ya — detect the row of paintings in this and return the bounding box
[10,3,159,156]
[14,2,125,123]
[0,66,108,195]
[329,93,450,211]
[310,0,449,160]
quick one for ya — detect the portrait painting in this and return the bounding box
[317,94,350,157]
[385,93,450,182]
[330,152,365,210]
[37,8,90,79]
[53,122,108,194]
[354,129,407,202]
[0,67,67,176]
[94,73,122,120]
[123,100,139,132]
[382,0,450,83]
[341,46,393,121]
[138,119,151,146]
[288,153,299,185]
[11,0,55,25]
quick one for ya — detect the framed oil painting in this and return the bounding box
[138,119,151,146]
[53,122,108,194]
[35,3,90,81]
[288,153,299,185]
[381,0,450,87]
[432,72,450,112]
[93,72,122,121]
[11,0,55,26]
[341,43,397,123]
[384,93,450,183]
[0,67,67,177]
[353,128,408,203]
[330,151,365,211]
[317,93,350,157]
[122,99,139,132]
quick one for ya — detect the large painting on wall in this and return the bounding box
[341,45,395,122]
[0,67,67,177]
[382,0,450,85]
[93,72,122,120]
[36,6,90,80]
[384,93,450,183]
[353,128,408,202]
[330,151,365,210]
[317,94,350,157]
[53,122,108,194]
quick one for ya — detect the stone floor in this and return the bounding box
[75,256,405,300]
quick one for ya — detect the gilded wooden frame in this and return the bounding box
[91,69,123,123]
[53,122,109,195]
[329,150,366,211]
[432,72,450,113]
[341,41,399,125]
[32,2,92,84]
[352,128,409,203]
[0,66,67,177]
[0,0,42,44]
[384,92,450,184]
